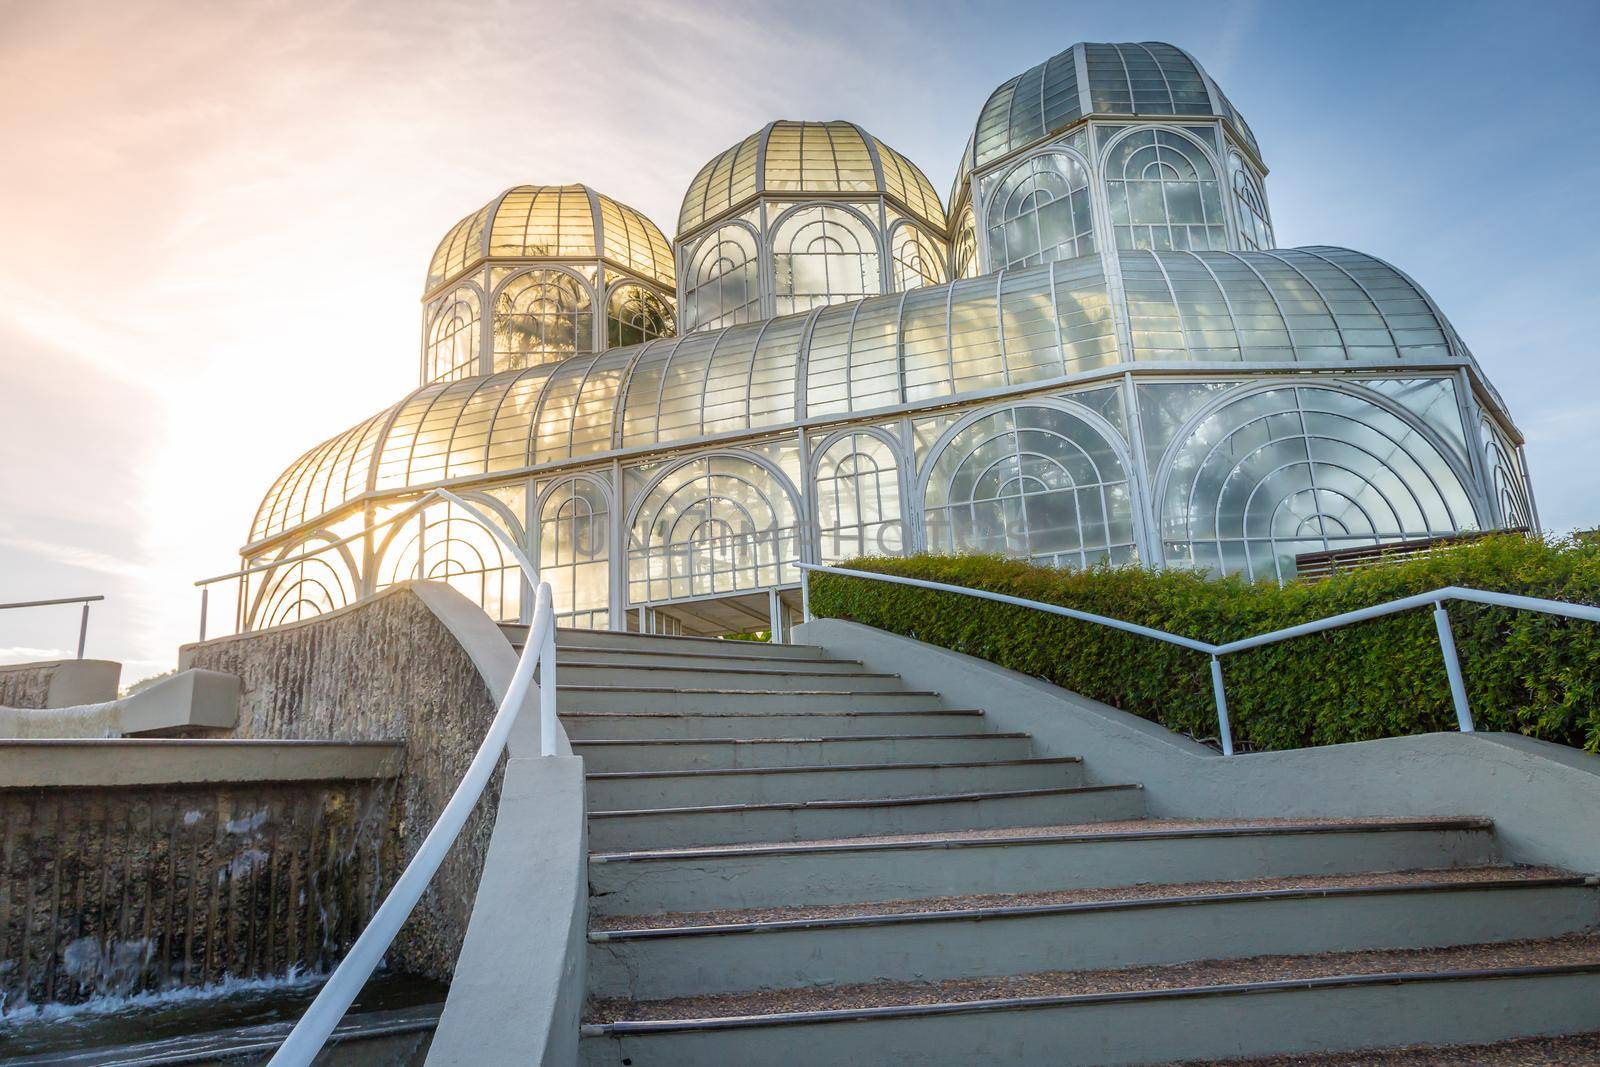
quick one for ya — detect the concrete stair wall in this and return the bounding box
[540,628,1600,1066]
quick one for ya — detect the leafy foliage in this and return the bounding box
[808,534,1600,753]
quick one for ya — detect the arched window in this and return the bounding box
[1479,414,1532,530]
[425,288,481,383]
[606,284,675,349]
[1104,129,1225,251]
[1229,154,1273,251]
[814,433,904,562]
[924,404,1138,568]
[985,151,1095,269]
[771,205,880,316]
[951,207,979,279]
[540,478,610,628]
[492,270,593,371]
[627,454,800,604]
[376,498,525,622]
[248,538,359,630]
[682,224,760,333]
[1159,386,1479,583]
[889,223,948,292]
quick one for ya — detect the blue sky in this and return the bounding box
[0,0,1596,678]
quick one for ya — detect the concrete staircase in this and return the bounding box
[516,626,1600,1065]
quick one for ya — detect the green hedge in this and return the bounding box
[808,534,1600,753]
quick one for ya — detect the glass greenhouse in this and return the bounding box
[238,41,1534,636]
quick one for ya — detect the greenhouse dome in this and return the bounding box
[235,42,1535,638]
[420,184,676,385]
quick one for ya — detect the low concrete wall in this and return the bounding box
[0,745,399,1009]
[427,755,586,1067]
[0,659,120,709]
[179,582,539,980]
[795,619,1600,873]
[0,668,240,739]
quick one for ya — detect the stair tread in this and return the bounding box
[559,662,895,677]
[589,815,1494,862]
[584,934,1600,1028]
[1163,1030,1600,1066]
[590,864,1580,934]
[585,755,1082,781]
[589,782,1137,819]
[572,732,1029,746]
[558,647,861,665]
[560,709,985,719]
[558,685,939,695]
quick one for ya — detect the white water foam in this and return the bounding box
[0,966,325,1024]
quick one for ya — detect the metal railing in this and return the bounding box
[800,563,1600,757]
[0,594,104,660]
[267,490,558,1065]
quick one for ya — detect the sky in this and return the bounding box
[1,0,1597,681]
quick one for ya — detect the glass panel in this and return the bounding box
[375,497,526,623]
[540,477,610,627]
[985,150,1096,270]
[1104,129,1222,252]
[815,432,905,561]
[771,204,881,316]
[682,223,761,333]
[492,270,594,371]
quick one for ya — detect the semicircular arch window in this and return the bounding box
[606,284,675,348]
[889,223,949,292]
[248,541,358,630]
[1105,129,1225,251]
[492,270,594,371]
[425,288,482,383]
[771,205,881,316]
[682,224,761,334]
[1159,386,1479,582]
[951,206,979,279]
[924,404,1138,568]
[627,455,800,604]
[985,151,1096,269]
[1229,154,1273,251]
[375,498,525,622]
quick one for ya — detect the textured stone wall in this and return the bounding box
[182,585,507,980]
[0,778,390,1009]
[0,663,54,709]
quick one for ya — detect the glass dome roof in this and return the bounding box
[966,42,1260,174]
[255,247,1472,547]
[425,184,674,295]
[678,121,946,237]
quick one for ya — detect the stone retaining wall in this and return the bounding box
[180,584,509,980]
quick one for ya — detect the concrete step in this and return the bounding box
[588,869,1600,999]
[578,937,1600,1066]
[560,710,991,742]
[557,687,946,714]
[556,646,865,672]
[534,626,836,660]
[588,784,1146,852]
[557,663,909,692]
[585,756,1086,811]
[587,818,1497,917]
[572,733,1036,773]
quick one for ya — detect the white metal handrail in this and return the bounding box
[268,492,558,1066]
[800,563,1600,756]
[0,594,104,659]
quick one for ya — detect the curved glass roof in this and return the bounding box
[967,42,1260,174]
[678,121,945,237]
[425,184,673,295]
[254,247,1465,545]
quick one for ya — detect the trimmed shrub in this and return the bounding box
[808,533,1600,753]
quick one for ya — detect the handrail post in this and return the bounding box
[1209,656,1235,756]
[198,587,210,642]
[801,569,812,623]
[77,602,90,660]
[539,612,558,757]
[1432,601,1474,733]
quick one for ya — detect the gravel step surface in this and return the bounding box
[1163,1031,1600,1065]
[584,935,1600,1023]
[591,864,1576,932]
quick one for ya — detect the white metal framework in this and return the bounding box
[232,40,1535,637]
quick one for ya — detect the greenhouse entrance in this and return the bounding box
[626,587,804,640]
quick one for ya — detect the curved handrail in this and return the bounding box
[268,493,557,1066]
[799,563,1600,756]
